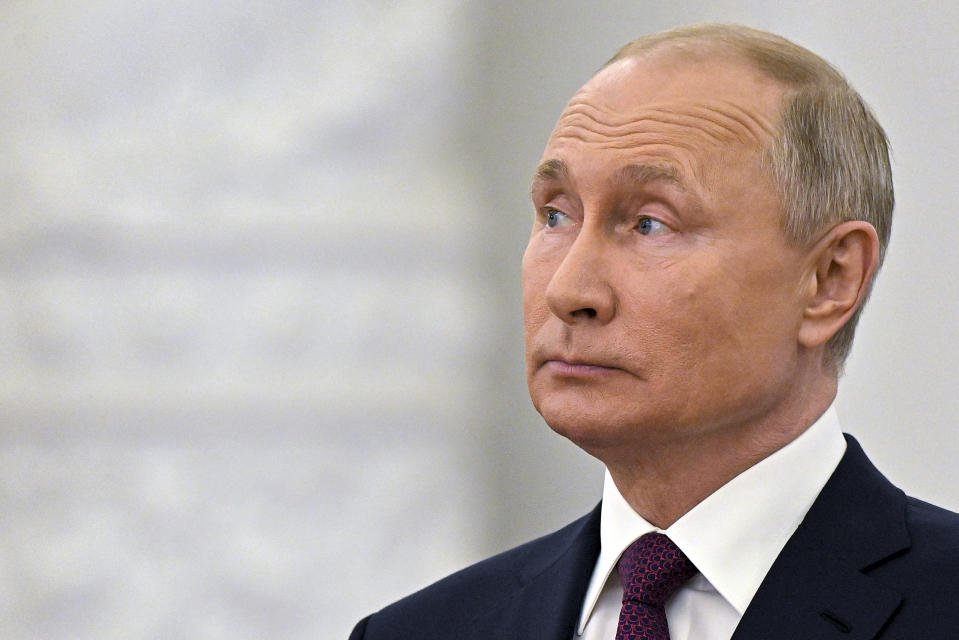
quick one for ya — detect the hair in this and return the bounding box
[607,24,894,372]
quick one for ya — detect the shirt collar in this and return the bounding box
[577,406,846,633]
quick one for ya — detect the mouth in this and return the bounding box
[541,357,621,378]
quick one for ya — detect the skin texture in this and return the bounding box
[522,50,879,527]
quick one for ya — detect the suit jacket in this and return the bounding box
[350,436,959,639]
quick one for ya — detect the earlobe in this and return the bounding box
[797,221,880,349]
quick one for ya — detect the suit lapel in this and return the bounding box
[475,503,601,639]
[731,436,909,640]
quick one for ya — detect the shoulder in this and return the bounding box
[869,494,959,631]
[351,506,600,639]
[900,495,959,569]
[838,437,959,583]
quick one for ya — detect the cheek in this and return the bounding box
[669,260,802,379]
[522,294,551,343]
[620,259,713,330]
[618,266,752,369]
[521,245,556,326]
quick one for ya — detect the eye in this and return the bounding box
[637,216,670,236]
[545,208,573,229]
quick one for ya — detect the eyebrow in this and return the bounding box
[532,158,569,187]
[610,163,685,191]
[531,158,686,192]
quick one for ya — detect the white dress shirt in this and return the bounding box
[576,406,847,640]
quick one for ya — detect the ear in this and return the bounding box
[797,221,880,350]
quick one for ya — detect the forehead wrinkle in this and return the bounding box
[696,100,780,145]
[554,99,776,149]
[560,95,640,128]
[551,123,720,156]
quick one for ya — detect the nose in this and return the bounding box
[544,226,616,325]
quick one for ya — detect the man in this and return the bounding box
[350,24,959,640]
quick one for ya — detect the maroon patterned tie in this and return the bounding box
[616,532,697,640]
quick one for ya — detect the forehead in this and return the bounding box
[577,50,784,118]
[540,53,785,181]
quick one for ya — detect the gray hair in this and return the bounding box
[607,24,894,371]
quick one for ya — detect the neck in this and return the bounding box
[599,376,837,529]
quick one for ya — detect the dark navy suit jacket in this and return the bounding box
[350,436,959,639]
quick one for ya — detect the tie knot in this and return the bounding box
[617,533,697,608]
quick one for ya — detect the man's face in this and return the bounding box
[523,52,814,455]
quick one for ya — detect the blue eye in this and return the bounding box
[545,209,571,228]
[638,217,669,236]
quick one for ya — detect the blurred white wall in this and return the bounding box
[1,2,957,639]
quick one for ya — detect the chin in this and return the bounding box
[535,398,636,453]
[533,388,692,459]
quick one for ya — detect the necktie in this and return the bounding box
[616,532,697,640]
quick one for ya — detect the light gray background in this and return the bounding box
[2,2,957,638]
